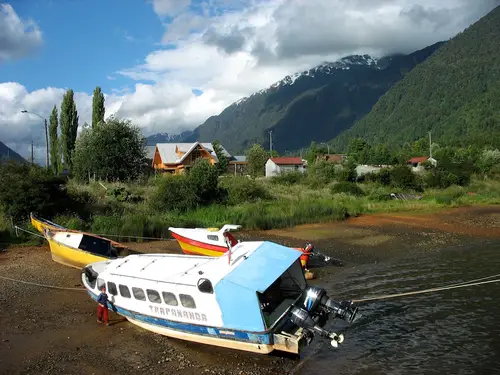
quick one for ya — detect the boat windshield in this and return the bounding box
[78,235,112,257]
[258,259,306,329]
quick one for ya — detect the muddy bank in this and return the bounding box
[1,205,500,375]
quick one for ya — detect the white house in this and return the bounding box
[408,156,437,173]
[265,157,306,178]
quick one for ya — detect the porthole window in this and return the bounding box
[97,278,106,291]
[107,282,118,296]
[162,292,178,306]
[147,289,162,304]
[119,284,131,298]
[197,278,213,294]
[132,287,146,301]
[179,294,196,309]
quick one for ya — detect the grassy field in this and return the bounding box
[2,174,498,246]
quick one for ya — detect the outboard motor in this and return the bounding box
[302,286,358,323]
[289,286,358,348]
[289,306,345,347]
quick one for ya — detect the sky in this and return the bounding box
[1,0,499,162]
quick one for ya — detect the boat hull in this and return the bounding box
[171,232,228,257]
[48,238,110,269]
[86,290,280,354]
[30,213,66,234]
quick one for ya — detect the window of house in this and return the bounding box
[97,278,106,291]
[107,281,117,296]
[132,287,146,301]
[119,284,131,298]
[207,234,219,241]
[162,292,179,306]
[197,278,213,294]
[147,289,162,304]
[179,294,196,309]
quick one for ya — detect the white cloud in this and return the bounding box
[2,0,498,162]
[0,3,42,62]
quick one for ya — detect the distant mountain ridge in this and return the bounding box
[0,141,25,163]
[145,131,194,146]
[149,42,444,154]
[330,5,500,151]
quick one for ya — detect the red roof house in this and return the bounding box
[266,157,305,177]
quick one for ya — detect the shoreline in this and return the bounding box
[1,205,500,374]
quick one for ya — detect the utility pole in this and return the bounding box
[21,110,49,170]
[429,131,432,159]
[31,141,34,165]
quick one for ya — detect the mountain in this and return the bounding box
[145,130,194,146]
[0,141,25,163]
[331,5,500,151]
[179,42,444,154]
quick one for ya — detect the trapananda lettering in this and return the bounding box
[149,305,208,322]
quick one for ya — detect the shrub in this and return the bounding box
[221,176,270,205]
[390,165,420,190]
[331,182,365,196]
[151,175,198,212]
[107,187,143,203]
[0,161,76,221]
[188,159,224,205]
[270,171,305,185]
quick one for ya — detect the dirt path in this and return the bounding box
[1,205,500,374]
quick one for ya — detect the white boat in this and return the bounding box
[81,240,358,355]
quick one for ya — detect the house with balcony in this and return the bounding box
[151,142,246,175]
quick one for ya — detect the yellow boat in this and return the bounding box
[43,228,138,269]
[30,212,67,233]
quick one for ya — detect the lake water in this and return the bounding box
[297,240,500,375]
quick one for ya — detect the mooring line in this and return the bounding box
[13,226,45,239]
[352,278,500,303]
[0,275,85,291]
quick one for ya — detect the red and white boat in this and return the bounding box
[168,225,323,272]
[168,225,242,257]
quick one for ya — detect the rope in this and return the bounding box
[13,226,45,239]
[0,275,85,291]
[352,278,500,303]
[13,225,173,241]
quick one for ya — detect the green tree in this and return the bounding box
[152,175,198,212]
[187,159,222,205]
[0,161,72,221]
[348,138,371,164]
[92,86,105,128]
[72,117,146,182]
[212,140,229,176]
[246,144,268,177]
[48,105,60,174]
[60,89,79,170]
[371,143,391,164]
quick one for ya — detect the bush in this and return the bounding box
[390,165,420,190]
[188,159,224,205]
[151,175,198,212]
[221,176,270,205]
[107,187,143,203]
[331,182,365,196]
[0,161,77,221]
[270,171,305,185]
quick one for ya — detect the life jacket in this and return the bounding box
[299,243,314,262]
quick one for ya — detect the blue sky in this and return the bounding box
[1,0,498,162]
[0,0,163,93]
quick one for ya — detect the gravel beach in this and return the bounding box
[1,205,499,375]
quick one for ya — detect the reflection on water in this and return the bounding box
[299,241,500,375]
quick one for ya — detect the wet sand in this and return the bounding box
[1,205,500,375]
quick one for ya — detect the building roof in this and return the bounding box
[317,154,345,163]
[231,155,247,163]
[269,157,304,165]
[408,156,429,164]
[155,142,231,164]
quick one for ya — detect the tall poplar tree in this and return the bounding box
[49,105,60,174]
[92,86,105,128]
[60,89,79,170]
